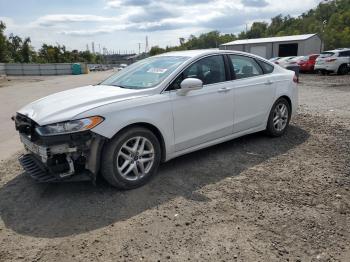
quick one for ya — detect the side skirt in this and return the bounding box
[165,124,266,162]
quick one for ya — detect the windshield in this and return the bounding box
[100,56,189,89]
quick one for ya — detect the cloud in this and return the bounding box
[34,14,123,27]
[105,0,212,8]
[128,6,179,23]
[241,0,269,7]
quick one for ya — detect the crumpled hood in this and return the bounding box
[17,85,149,125]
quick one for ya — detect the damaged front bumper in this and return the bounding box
[15,114,105,183]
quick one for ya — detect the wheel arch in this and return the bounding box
[109,122,167,162]
[278,95,292,112]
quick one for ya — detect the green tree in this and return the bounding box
[149,46,166,56]
[0,21,9,62]
[246,22,268,38]
[21,37,33,63]
[8,34,23,62]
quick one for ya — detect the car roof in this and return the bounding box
[323,48,350,53]
[157,49,267,59]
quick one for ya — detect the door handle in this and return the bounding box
[218,87,231,93]
[264,80,273,85]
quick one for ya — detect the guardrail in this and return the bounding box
[0,63,5,75]
[0,63,90,76]
[5,63,73,76]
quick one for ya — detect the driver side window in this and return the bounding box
[168,55,226,90]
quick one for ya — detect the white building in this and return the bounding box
[220,34,322,59]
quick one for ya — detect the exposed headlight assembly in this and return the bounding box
[35,116,104,136]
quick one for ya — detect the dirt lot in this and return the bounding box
[0,74,349,262]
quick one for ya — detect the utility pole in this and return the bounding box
[321,20,327,52]
[145,36,149,53]
[91,42,95,54]
[137,42,142,54]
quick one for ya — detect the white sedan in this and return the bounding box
[14,50,298,189]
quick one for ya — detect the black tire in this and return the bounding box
[101,126,161,189]
[337,64,349,75]
[266,98,291,137]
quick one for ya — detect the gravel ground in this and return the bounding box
[0,74,349,262]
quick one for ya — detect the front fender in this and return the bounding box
[75,93,175,159]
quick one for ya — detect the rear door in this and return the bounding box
[228,54,276,133]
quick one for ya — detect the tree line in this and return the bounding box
[0,22,104,64]
[150,0,350,56]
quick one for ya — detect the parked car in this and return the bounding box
[113,67,124,72]
[89,65,97,72]
[287,56,305,65]
[274,56,295,67]
[315,48,350,75]
[298,54,319,73]
[269,57,280,63]
[14,50,298,189]
[272,56,301,82]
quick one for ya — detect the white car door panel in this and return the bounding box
[228,54,275,133]
[232,75,275,133]
[170,82,234,151]
[169,55,234,152]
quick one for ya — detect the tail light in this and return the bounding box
[326,58,337,62]
[293,74,298,83]
[275,61,279,64]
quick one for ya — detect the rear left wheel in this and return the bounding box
[266,98,291,137]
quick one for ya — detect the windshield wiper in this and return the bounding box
[112,84,129,89]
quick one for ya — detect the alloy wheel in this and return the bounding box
[273,103,289,132]
[116,136,155,181]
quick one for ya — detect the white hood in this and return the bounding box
[18,85,149,125]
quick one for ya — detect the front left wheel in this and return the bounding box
[101,127,161,189]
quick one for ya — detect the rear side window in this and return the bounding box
[257,60,274,74]
[339,51,350,57]
[229,55,263,79]
[319,52,335,58]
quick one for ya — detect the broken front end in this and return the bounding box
[14,113,105,183]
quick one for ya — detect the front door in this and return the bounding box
[168,55,234,152]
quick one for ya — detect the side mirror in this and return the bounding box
[176,78,203,96]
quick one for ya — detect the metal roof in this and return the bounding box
[221,34,318,46]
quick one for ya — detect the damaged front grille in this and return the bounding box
[19,154,59,182]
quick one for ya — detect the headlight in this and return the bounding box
[35,116,104,136]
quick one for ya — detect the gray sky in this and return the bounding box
[0,0,322,52]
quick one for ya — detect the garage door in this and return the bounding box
[250,46,267,58]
